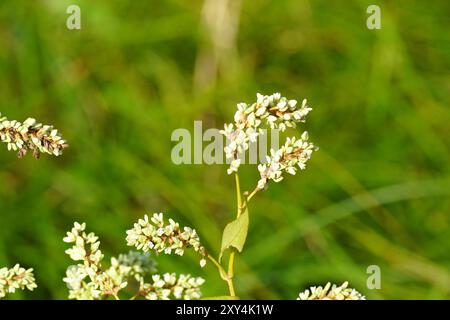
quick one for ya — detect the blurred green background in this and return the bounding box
[1,0,449,299]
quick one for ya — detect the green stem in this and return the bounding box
[207,255,227,279]
[246,187,260,203]
[224,174,244,296]
[207,255,236,296]
[235,173,243,217]
[209,174,259,298]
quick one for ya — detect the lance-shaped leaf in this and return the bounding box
[220,204,249,260]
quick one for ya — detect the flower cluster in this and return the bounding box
[255,93,312,131]
[257,132,316,189]
[0,113,68,158]
[0,264,37,299]
[63,222,103,271]
[63,222,124,299]
[63,265,103,300]
[297,282,365,300]
[126,213,207,260]
[63,222,205,300]
[220,93,314,176]
[139,273,205,300]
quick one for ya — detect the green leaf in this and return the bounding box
[220,204,249,259]
[201,296,240,300]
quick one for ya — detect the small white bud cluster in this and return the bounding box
[297,282,365,300]
[0,264,37,299]
[140,273,205,300]
[126,213,206,258]
[220,93,316,180]
[0,113,68,158]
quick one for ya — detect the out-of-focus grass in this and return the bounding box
[0,0,449,299]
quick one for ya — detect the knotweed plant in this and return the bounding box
[116,93,363,299]
[2,95,365,300]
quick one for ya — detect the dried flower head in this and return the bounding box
[0,113,68,158]
[220,93,315,176]
[297,282,365,300]
[0,264,37,299]
[126,213,206,258]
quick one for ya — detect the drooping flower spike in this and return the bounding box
[126,213,206,258]
[257,132,316,189]
[0,113,68,158]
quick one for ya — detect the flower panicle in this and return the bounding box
[126,213,206,259]
[297,282,365,300]
[63,222,103,269]
[63,222,124,299]
[220,93,315,176]
[0,264,37,299]
[0,113,68,158]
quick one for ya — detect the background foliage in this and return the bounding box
[0,0,449,299]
